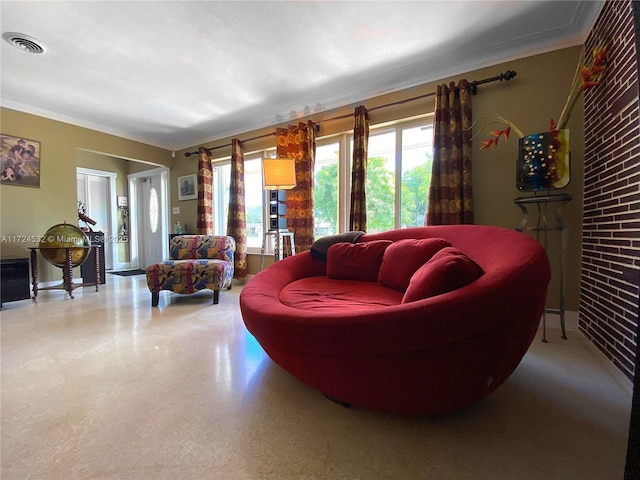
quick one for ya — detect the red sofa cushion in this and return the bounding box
[402,247,484,303]
[327,240,392,282]
[377,237,451,291]
[280,277,403,312]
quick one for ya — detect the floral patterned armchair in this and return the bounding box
[145,235,235,307]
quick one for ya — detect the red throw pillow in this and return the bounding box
[428,246,472,262]
[327,240,393,282]
[401,247,484,303]
[377,237,451,292]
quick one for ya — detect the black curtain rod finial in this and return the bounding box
[185,147,214,158]
[470,70,517,95]
[502,70,517,81]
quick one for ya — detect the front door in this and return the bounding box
[137,172,165,268]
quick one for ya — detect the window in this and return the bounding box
[365,130,396,233]
[149,186,159,233]
[213,163,230,235]
[211,151,273,253]
[244,156,264,249]
[210,117,432,249]
[313,141,340,238]
[346,119,433,233]
[400,124,433,228]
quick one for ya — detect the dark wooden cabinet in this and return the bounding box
[1,257,31,307]
[81,231,105,284]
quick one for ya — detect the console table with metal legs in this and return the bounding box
[260,230,295,271]
[514,193,572,342]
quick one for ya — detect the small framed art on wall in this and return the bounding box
[178,174,197,201]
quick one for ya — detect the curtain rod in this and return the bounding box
[184,70,517,157]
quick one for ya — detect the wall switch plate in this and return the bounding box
[172,207,180,214]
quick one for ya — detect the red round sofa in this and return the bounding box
[240,225,550,416]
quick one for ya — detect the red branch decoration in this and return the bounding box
[471,42,608,149]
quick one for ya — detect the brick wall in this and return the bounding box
[580,0,640,382]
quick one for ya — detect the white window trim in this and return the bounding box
[210,115,433,254]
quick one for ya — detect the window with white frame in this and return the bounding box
[364,121,434,233]
[213,162,230,235]
[210,117,433,249]
[244,155,266,250]
[400,123,434,228]
[313,140,341,238]
[211,150,274,253]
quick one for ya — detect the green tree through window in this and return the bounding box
[401,151,433,227]
[314,162,338,237]
[314,153,432,234]
[366,156,395,233]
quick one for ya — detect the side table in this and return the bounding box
[514,193,572,342]
[260,230,295,271]
[29,246,101,300]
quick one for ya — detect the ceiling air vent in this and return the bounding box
[2,32,47,54]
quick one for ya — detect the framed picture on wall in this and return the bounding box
[1,133,41,187]
[178,173,197,201]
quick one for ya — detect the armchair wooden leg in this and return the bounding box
[213,290,219,304]
[151,292,159,307]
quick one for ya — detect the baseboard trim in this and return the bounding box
[538,310,633,397]
[576,328,634,397]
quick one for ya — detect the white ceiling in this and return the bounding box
[1,1,603,151]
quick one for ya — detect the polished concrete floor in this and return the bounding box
[0,274,633,479]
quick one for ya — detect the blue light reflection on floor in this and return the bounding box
[243,330,268,387]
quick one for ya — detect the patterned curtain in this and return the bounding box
[226,139,247,280]
[197,146,214,234]
[426,80,474,225]
[350,105,369,231]
[276,121,316,253]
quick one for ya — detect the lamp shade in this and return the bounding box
[262,158,296,190]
